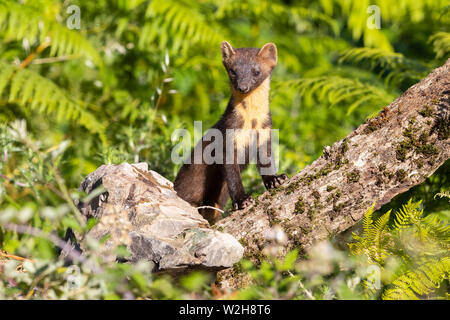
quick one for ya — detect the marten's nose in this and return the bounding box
[238,84,250,93]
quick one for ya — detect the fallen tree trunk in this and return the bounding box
[216,58,450,289]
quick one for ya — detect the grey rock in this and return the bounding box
[75,162,243,272]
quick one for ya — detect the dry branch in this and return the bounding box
[216,58,450,289]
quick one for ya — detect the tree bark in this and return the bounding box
[216,58,450,289]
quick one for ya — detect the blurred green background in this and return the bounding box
[1,0,448,210]
[0,0,449,300]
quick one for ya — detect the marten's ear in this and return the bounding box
[258,43,277,68]
[221,41,235,64]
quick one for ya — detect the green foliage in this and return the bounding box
[339,48,430,88]
[0,0,101,64]
[319,0,448,52]
[278,75,395,115]
[0,61,106,141]
[0,0,449,300]
[382,257,450,299]
[349,199,450,299]
[141,0,224,53]
[229,243,370,300]
[430,32,450,58]
[349,204,392,264]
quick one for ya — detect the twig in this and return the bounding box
[19,41,51,69]
[196,206,225,214]
[31,55,77,65]
[53,167,86,227]
[288,271,315,300]
[0,251,34,263]
[1,223,102,274]
[0,174,28,188]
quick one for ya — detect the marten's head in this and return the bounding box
[221,41,277,94]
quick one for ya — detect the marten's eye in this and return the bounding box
[229,69,236,77]
[252,69,261,77]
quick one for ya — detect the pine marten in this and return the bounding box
[174,41,287,224]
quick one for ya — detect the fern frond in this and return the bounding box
[277,76,395,114]
[339,48,430,86]
[392,199,423,230]
[0,60,106,141]
[0,0,101,65]
[429,32,450,59]
[373,210,391,242]
[363,203,375,239]
[421,214,450,247]
[349,204,392,264]
[321,0,447,52]
[319,0,393,51]
[214,0,339,36]
[382,257,450,300]
[434,191,450,201]
[390,199,449,262]
[142,0,224,53]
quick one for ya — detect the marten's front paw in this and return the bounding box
[233,195,255,210]
[264,174,288,190]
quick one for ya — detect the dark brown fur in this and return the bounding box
[174,41,287,224]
